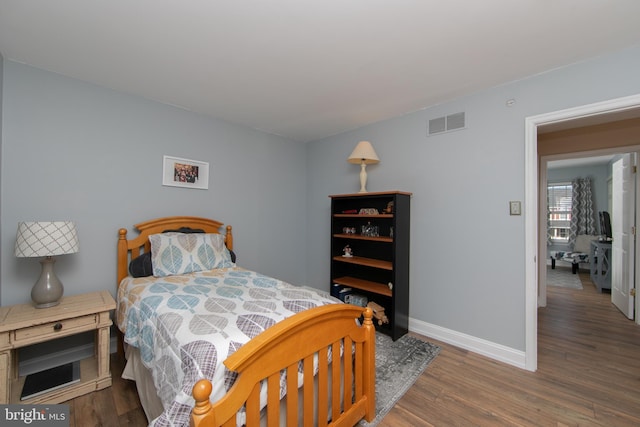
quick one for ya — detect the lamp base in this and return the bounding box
[31,257,64,309]
[35,300,60,309]
[359,162,369,193]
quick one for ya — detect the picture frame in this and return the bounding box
[162,155,209,190]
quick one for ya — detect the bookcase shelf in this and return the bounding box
[333,233,393,243]
[333,214,394,219]
[332,276,393,297]
[332,256,392,270]
[330,191,411,340]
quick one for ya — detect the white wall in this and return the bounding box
[0,61,308,306]
[306,44,640,354]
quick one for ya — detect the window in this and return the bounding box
[548,183,572,242]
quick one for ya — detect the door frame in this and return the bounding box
[524,93,640,372]
[538,150,624,307]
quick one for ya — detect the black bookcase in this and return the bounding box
[329,191,411,340]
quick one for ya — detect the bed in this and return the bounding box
[116,216,375,427]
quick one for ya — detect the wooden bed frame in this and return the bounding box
[191,304,375,427]
[116,216,375,427]
[117,216,233,286]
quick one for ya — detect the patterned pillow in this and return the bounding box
[149,232,234,277]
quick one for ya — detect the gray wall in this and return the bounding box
[2,43,640,361]
[305,44,640,352]
[0,61,308,306]
[547,163,610,252]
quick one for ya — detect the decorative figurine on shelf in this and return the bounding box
[358,208,379,215]
[361,221,379,237]
[384,201,394,214]
[367,301,389,326]
[342,245,353,257]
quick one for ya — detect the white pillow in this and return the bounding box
[149,232,234,277]
[573,234,598,253]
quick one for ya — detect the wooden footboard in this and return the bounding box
[190,304,376,427]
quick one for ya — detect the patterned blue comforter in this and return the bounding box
[117,267,340,426]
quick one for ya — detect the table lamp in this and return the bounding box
[348,141,380,193]
[15,221,79,308]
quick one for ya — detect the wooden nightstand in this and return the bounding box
[0,290,116,404]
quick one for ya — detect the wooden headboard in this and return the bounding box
[116,216,233,287]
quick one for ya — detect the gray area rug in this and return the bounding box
[547,265,583,289]
[358,333,440,426]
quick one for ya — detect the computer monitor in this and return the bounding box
[599,211,612,241]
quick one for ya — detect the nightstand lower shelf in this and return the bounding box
[10,356,110,404]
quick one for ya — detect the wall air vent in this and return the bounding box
[428,112,466,136]
[428,117,446,134]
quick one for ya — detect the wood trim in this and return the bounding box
[332,233,393,242]
[538,117,640,156]
[333,255,393,270]
[329,190,412,198]
[332,276,393,297]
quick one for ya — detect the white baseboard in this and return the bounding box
[19,335,118,376]
[409,317,526,370]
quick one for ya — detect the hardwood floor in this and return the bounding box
[68,351,146,427]
[66,269,640,426]
[381,269,640,426]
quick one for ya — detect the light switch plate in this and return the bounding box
[509,201,521,216]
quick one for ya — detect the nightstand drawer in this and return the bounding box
[13,314,97,343]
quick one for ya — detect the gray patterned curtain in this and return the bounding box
[569,177,596,247]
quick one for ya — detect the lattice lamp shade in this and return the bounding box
[15,221,79,258]
[15,221,79,308]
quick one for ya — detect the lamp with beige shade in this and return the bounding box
[347,141,380,193]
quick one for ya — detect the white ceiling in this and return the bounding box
[2,1,640,142]
[547,155,615,170]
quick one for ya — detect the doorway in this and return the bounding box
[539,150,638,310]
[523,94,640,372]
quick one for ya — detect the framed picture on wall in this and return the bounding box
[162,155,209,190]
